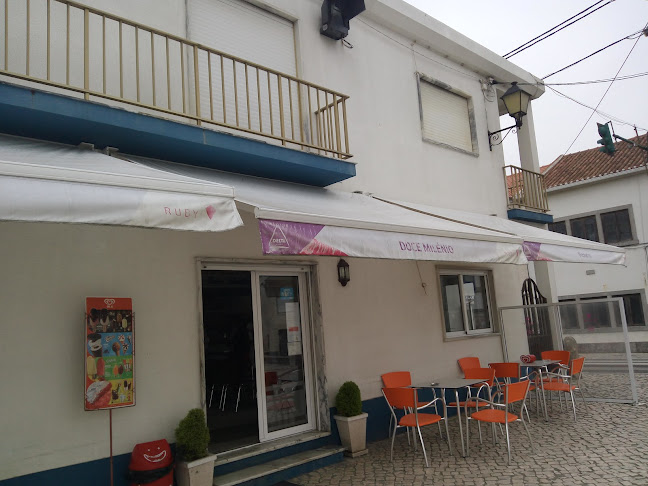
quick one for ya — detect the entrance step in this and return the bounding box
[212,445,344,486]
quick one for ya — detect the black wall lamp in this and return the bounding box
[488,81,531,151]
[337,259,350,286]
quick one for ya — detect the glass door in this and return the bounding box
[253,272,314,440]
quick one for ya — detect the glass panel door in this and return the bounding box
[254,273,313,440]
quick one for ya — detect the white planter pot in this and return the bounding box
[334,413,368,457]
[175,454,217,486]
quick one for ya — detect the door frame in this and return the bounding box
[252,269,315,441]
[198,260,318,444]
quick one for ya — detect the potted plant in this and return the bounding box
[333,381,368,457]
[175,408,217,486]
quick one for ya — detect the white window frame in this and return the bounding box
[438,269,495,338]
[559,290,647,332]
[416,74,479,156]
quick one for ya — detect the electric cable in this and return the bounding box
[543,29,643,79]
[547,86,648,131]
[561,24,645,155]
[504,0,615,59]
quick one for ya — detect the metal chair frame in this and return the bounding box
[466,380,534,465]
[382,387,452,468]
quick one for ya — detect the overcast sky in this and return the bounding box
[402,0,648,166]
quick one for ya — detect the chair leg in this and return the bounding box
[521,416,533,453]
[416,425,430,468]
[444,417,452,455]
[505,421,511,466]
[390,425,397,462]
[235,385,242,413]
[465,417,470,458]
[208,384,214,408]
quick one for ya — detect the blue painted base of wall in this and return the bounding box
[3,392,472,486]
[507,208,553,224]
[0,82,356,187]
[330,390,469,445]
[0,452,133,486]
[213,435,334,476]
[235,452,343,486]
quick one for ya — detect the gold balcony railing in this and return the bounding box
[0,0,351,159]
[504,165,549,213]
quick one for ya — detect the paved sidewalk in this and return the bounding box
[292,375,648,486]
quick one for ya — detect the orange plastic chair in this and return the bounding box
[448,368,496,443]
[489,362,537,420]
[466,380,533,465]
[540,350,571,382]
[541,357,587,421]
[381,371,439,437]
[381,371,438,410]
[382,387,451,467]
[458,357,481,374]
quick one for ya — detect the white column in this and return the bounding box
[516,102,540,172]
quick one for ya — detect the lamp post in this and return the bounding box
[488,82,531,151]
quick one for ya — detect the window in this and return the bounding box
[418,77,476,154]
[601,209,632,244]
[552,206,635,247]
[558,292,646,331]
[548,221,567,235]
[558,299,579,329]
[570,215,599,242]
[613,293,646,327]
[440,271,494,336]
[581,297,611,328]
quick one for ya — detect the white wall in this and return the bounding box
[318,257,526,402]
[0,0,520,217]
[548,173,648,297]
[0,212,526,478]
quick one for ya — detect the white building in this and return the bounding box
[0,1,625,484]
[543,133,648,352]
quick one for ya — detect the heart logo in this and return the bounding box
[104,299,116,308]
[205,205,216,220]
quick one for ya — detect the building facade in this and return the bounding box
[544,134,648,352]
[0,1,622,484]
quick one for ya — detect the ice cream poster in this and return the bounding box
[85,297,135,410]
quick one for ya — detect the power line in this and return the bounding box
[547,86,648,131]
[504,0,615,59]
[542,71,648,85]
[562,24,645,155]
[496,71,648,88]
[542,29,643,79]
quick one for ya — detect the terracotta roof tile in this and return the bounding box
[543,133,648,188]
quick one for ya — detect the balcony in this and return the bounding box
[504,165,553,224]
[0,0,355,186]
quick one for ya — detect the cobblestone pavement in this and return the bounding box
[292,374,648,486]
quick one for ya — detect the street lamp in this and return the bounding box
[488,82,531,151]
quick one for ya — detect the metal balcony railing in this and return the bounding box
[0,0,351,159]
[504,165,549,213]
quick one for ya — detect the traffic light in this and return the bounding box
[597,122,616,155]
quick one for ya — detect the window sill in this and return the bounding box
[563,326,646,334]
[443,332,501,343]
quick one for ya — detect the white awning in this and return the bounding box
[130,156,527,264]
[0,135,243,232]
[375,197,626,265]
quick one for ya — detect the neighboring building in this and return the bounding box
[0,1,624,485]
[543,133,648,351]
